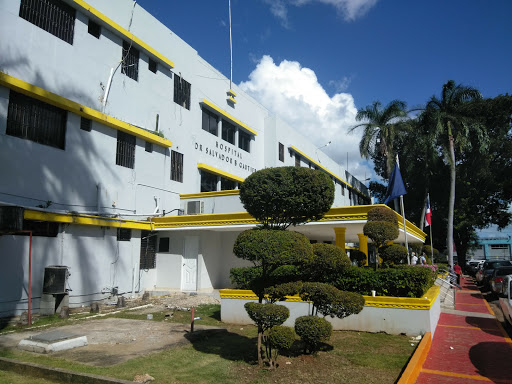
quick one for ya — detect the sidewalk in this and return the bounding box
[415,275,512,383]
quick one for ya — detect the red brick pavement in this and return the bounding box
[416,276,512,383]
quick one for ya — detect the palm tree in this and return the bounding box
[422,80,485,267]
[350,100,408,179]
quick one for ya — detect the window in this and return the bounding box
[341,185,345,196]
[19,0,76,44]
[279,143,284,162]
[174,74,191,110]
[7,90,67,149]
[116,131,136,169]
[88,19,101,38]
[117,228,132,241]
[221,177,237,191]
[295,154,300,167]
[171,150,184,182]
[222,120,236,144]
[158,237,170,253]
[145,141,153,153]
[148,58,157,73]
[239,130,251,152]
[202,108,218,136]
[121,41,139,81]
[201,171,218,192]
[21,220,59,237]
[80,117,91,132]
[140,231,157,269]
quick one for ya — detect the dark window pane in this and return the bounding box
[202,108,218,136]
[145,141,153,153]
[279,142,284,162]
[238,130,250,152]
[117,228,132,241]
[171,150,184,182]
[148,58,157,73]
[222,120,236,144]
[116,131,136,169]
[7,91,67,149]
[201,171,217,192]
[80,117,91,132]
[173,74,191,110]
[121,41,139,81]
[140,231,157,269]
[88,19,101,38]
[22,220,59,237]
[158,237,170,252]
[19,0,76,44]
[221,177,236,191]
[295,154,300,167]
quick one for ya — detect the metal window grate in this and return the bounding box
[88,19,101,38]
[7,90,67,149]
[121,41,139,81]
[140,231,157,269]
[171,150,184,182]
[116,131,136,169]
[19,0,76,44]
[80,117,91,132]
[22,220,59,237]
[174,74,191,110]
[117,228,132,241]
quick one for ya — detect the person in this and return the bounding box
[420,252,427,265]
[453,262,462,285]
[411,252,418,265]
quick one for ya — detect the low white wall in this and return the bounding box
[220,287,441,338]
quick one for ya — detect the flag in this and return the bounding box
[425,194,432,227]
[383,163,407,204]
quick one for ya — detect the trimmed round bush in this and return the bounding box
[349,249,367,267]
[367,206,398,225]
[363,221,399,245]
[295,316,332,353]
[239,167,335,229]
[380,243,408,266]
[264,281,303,303]
[268,325,296,351]
[300,282,365,318]
[245,302,290,330]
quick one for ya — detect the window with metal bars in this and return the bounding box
[19,0,76,44]
[88,19,101,39]
[21,220,59,237]
[238,130,251,152]
[174,74,191,110]
[158,237,170,253]
[116,131,136,169]
[171,150,184,182]
[6,90,67,149]
[279,142,284,162]
[140,231,157,269]
[121,41,139,81]
[117,228,131,241]
[80,117,91,132]
[202,108,218,136]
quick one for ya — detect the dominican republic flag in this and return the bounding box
[425,194,432,227]
[383,163,407,204]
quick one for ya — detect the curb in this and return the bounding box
[0,357,133,384]
[396,332,432,384]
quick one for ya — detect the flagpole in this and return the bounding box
[396,155,410,265]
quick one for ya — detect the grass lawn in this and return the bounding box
[0,305,415,384]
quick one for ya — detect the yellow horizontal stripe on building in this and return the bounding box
[289,145,351,188]
[0,72,172,148]
[202,99,257,136]
[72,0,175,69]
[24,210,151,230]
[180,190,240,199]
[197,163,245,183]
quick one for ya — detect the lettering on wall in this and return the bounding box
[194,141,257,173]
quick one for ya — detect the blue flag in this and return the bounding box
[383,163,407,204]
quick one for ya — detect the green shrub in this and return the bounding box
[268,325,296,351]
[295,316,332,354]
[302,243,350,282]
[363,221,399,246]
[244,302,290,331]
[367,206,398,224]
[230,266,262,289]
[349,249,367,267]
[240,167,334,229]
[300,282,365,318]
[265,281,303,303]
[380,244,408,267]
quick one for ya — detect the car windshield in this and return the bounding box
[496,267,512,276]
[486,261,512,269]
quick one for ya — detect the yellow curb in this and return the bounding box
[396,332,431,384]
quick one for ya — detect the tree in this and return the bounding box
[239,167,334,230]
[363,207,399,267]
[350,100,408,179]
[421,80,485,267]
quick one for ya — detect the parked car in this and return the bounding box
[499,275,512,326]
[466,259,485,276]
[490,266,512,296]
[475,260,512,289]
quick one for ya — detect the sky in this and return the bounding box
[136,0,512,182]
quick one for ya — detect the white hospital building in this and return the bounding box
[0,0,424,317]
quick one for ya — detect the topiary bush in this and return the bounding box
[239,167,335,230]
[367,206,398,224]
[350,249,367,267]
[303,243,351,282]
[363,221,399,246]
[379,243,408,267]
[264,281,303,303]
[230,266,262,290]
[295,315,332,354]
[268,326,296,368]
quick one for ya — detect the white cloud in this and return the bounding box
[239,55,371,181]
[265,0,378,26]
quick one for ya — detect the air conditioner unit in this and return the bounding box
[187,201,204,215]
[43,266,69,294]
[0,206,24,233]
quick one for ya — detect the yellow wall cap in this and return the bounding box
[197,163,245,183]
[180,190,240,199]
[202,99,257,136]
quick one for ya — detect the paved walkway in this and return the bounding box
[416,275,512,383]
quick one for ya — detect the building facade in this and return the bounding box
[0,0,422,317]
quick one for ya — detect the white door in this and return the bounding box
[182,236,198,291]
